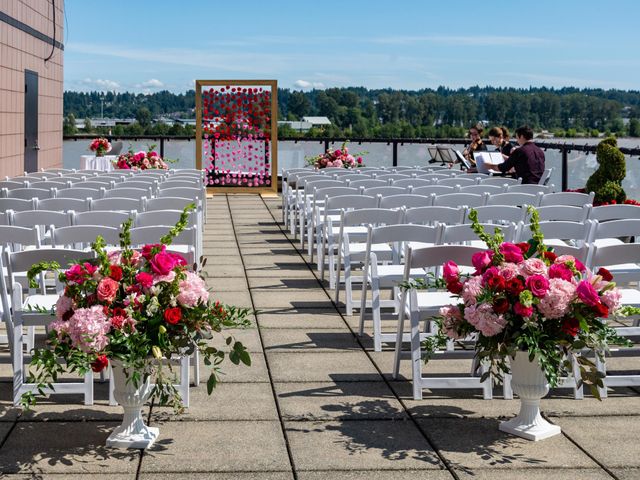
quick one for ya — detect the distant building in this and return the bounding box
[302,116,332,127]
[75,118,136,130]
[278,121,313,132]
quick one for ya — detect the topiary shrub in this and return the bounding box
[585,137,626,204]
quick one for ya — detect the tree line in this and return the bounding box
[63,86,640,138]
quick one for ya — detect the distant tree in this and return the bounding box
[287,91,311,119]
[135,107,152,127]
[629,118,640,137]
[83,117,93,133]
[63,113,77,135]
[125,122,144,135]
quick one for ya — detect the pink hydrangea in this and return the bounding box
[440,305,464,339]
[537,278,577,319]
[521,258,547,277]
[601,289,622,311]
[177,271,210,307]
[66,305,111,353]
[461,275,483,305]
[55,295,74,321]
[464,303,507,337]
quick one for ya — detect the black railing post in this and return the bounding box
[392,140,398,167]
[324,139,330,153]
[160,137,165,158]
[561,145,568,192]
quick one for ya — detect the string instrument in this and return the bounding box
[463,138,484,165]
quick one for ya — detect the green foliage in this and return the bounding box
[585,137,626,204]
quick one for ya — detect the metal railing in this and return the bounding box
[64,135,640,191]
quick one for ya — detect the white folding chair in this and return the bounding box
[539,191,594,207]
[9,210,72,245]
[391,178,434,189]
[5,248,96,406]
[0,198,36,212]
[157,186,206,225]
[73,210,134,228]
[404,206,466,226]
[359,223,442,351]
[471,205,527,224]
[459,184,507,195]
[334,208,404,315]
[362,186,408,197]
[485,192,541,207]
[104,187,151,200]
[589,204,640,223]
[56,187,104,200]
[410,185,458,196]
[0,180,29,192]
[52,225,121,250]
[379,194,433,209]
[518,220,592,250]
[90,197,144,213]
[436,177,477,187]
[3,188,52,200]
[36,197,90,213]
[347,179,387,189]
[135,209,200,261]
[394,245,493,400]
[433,193,487,208]
[74,180,116,190]
[507,184,554,195]
[536,205,590,223]
[479,176,522,186]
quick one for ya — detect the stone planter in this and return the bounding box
[106,359,159,449]
[499,352,561,441]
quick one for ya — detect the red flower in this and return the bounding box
[109,265,123,281]
[542,251,557,263]
[593,302,609,318]
[597,267,613,282]
[516,242,530,255]
[112,307,127,317]
[91,355,109,373]
[135,272,154,289]
[561,317,580,337]
[446,281,464,294]
[141,243,165,260]
[164,307,182,325]
[505,278,525,296]
[514,301,533,317]
[492,297,510,314]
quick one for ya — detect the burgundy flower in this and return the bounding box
[593,302,609,318]
[91,355,109,373]
[492,297,510,314]
[561,317,580,337]
[506,278,525,296]
[597,267,613,282]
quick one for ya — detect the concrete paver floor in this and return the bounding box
[0,194,638,479]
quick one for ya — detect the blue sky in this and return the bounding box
[63,0,640,93]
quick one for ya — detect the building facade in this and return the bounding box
[0,0,64,178]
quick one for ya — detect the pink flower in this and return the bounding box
[500,242,524,263]
[521,258,547,277]
[150,252,179,276]
[55,295,74,321]
[577,280,601,307]
[498,262,519,281]
[440,305,464,339]
[442,261,459,283]
[514,301,533,318]
[538,279,576,319]
[601,289,622,311]
[177,271,210,307]
[461,275,483,305]
[548,263,573,282]
[97,277,119,303]
[464,303,507,337]
[66,306,111,353]
[526,274,550,298]
[334,149,342,156]
[472,250,493,273]
[135,272,154,289]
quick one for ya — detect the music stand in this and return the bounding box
[427,146,441,164]
[454,150,473,170]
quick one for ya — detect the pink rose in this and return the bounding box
[521,258,547,276]
[526,274,550,298]
[513,301,534,318]
[500,242,524,263]
[97,277,119,303]
[439,305,464,339]
[150,252,178,276]
[442,261,459,283]
[472,250,493,273]
[135,271,154,289]
[548,263,573,282]
[577,280,600,307]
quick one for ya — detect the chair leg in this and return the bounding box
[409,306,423,400]
[333,249,343,305]
[358,273,369,337]
[192,350,200,386]
[84,370,94,406]
[12,322,23,406]
[180,356,190,408]
[344,258,353,315]
[392,291,406,380]
[371,278,382,351]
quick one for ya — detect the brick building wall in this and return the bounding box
[0,0,64,178]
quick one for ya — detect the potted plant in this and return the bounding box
[89,137,112,157]
[420,206,630,440]
[306,141,366,169]
[23,205,251,448]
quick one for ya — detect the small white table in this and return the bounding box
[80,155,117,172]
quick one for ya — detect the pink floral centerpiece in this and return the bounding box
[89,137,112,157]
[306,141,366,169]
[114,146,169,170]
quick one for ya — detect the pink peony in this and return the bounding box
[521,258,547,277]
[548,263,574,282]
[97,277,119,303]
[601,289,622,311]
[66,305,111,353]
[442,261,459,283]
[472,250,493,273]
[135,271,154,289]
[177,271,210,307]
[464,303,507,337]
[500,242,524,263]
[526,274,550,298]
[576,280,600,307]
[55,295,74,321]
[537,278,577,319]
[513,301,534,318]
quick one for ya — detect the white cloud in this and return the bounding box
[369,35,553,47]
[293,80,325,89]
[79,77,120,91]
[137,78,164,89]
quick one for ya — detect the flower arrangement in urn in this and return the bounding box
[306,141,366,169]
[23,205,251,448]
[415,206,630,440]
[114,146,169,170]
[89,137,112,157]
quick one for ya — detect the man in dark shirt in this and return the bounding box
[491,125,545,184]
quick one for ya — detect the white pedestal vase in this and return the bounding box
[106,360,159,449]
[499,352,561,441]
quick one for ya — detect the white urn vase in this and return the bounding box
[499,352,561,441]
[106,360,159,449]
